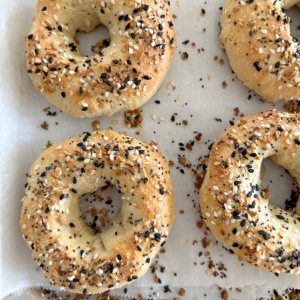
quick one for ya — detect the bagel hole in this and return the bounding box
[261,158,298,211]
[284,5,300,41]
[75,25,110,57]
[78,183,122,234]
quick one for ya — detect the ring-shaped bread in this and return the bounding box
[220,0,300,103]
[25,0,176,117]
[20,130,174,294]
[200,110,300,274]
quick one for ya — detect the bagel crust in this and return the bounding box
[20,131,174,294]
[220,0,300,102]
[25,0,176,117]
[200,110,300,274]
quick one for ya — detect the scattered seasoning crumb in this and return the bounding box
[195,132,202,141]
[233,107,245,117]
[178,288,186,296]
[41,122,48,130]
[181,52,189,60]
[197,220,204,229]
[46,141,52,148]
[91,120,100,131]
[167,82,176,90]
[233,107,239,116]
[176,0,180,6]
[201,9,206,16]
[179,157,186,165]
[152,114,157,121]
[222,81,227,88]
[221,289,228,300]
[186,143,192,151]
[201,238,209,248]
[43,107,57,116]
[124,109,143,128]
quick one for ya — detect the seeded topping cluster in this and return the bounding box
[220,0,300,102]
[25,0,176,117]
[200,110,300,274]
[20,131,174,294]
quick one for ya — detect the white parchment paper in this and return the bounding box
[1,0,300,298]
[3,285,294,300]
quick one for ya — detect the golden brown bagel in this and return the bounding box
[20,131,174,294]
[25,0,176,117]
[220,0,300,102]
[200,110,300,274]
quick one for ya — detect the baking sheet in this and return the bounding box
[1,0,300,298]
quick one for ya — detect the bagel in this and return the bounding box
[220,0,300,103]
[25,0,176,117]
[200,110,300,274]
[20,130,174,294]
